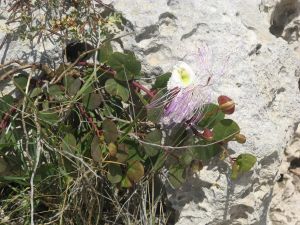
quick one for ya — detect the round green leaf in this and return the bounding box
[98,41,113,63]
[108,52,141,81]
[13,76,28,91]
[38,110,59,124]
[184,136,221,161]
[213,119,240,142]
[105,78,129,102]
[198,104,225,129]
[121,175,132,188]
[30,87,42,98]
[61,133,77,152]
[107,164,122,184]
[48,84,65,102]
[192,143,221,161]
[143,130,162,157]
[64,77,82,96]
[102,119,118,143]
[127,160,144,183]
[168,165,185,188]
[180,152,193,166]
[83,93,103,110]
[236,153,256,172]
[91,135,102,163]
[115,151,129,163]
[153,72,171,89]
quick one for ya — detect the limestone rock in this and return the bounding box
[269,123,300,225]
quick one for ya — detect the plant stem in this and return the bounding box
[219,144,235,165]
[78,104,102,137]
[131,81,154,98]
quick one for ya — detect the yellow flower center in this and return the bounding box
[179,68,191,86]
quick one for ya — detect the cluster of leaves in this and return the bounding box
[1,0,122,41]
[0,43,165,224]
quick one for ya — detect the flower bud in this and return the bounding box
[202,128,214,141]
[234,133,246,144]
[190,160,203,173]
[218,95,235,114]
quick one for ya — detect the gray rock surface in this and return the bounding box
[111,0,300,224]
[269,124,300,225]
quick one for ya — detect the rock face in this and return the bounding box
[111,0,300,224]
[268,124,300,225]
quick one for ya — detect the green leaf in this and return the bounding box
[213,119,240,142]
[166,124,187,146]
[185,136,221,161]
[107,164,122,184]
[38,110,59,124]
[0,158,8,174]
[105,78,129,102]
[236,153,256,172]
[143,130,162,157]
[98,41,113,63]
[153,72,171,89]
[0,95,14,118]
[147,90,165,123]
[48,84,65,101]
[127,160,144,182]
[83,93,103,110]
[151,152,166,172]
[180,152,193,166]
[64,77,82,96]
[231,154,256,179]
[61,133,77,152]
[198,104,225,129]
[231,162,240,180]
[30,87,42,98]
[115,151,128,163]
[0,176,28,185]
[13,76,28,91]
[103,119,118,143]
[190,141,221,161]
[0,131,16,149]
[121,175,132,188]
[127,143,143,162]
[91,135,102,163]
[108,52,141,81]
[168,165,185,188]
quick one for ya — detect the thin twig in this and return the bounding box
[22,73,33,164]
[131,131,240,150]
[0,34,9,51]
[30,99,43,225]
[0,64,37,82]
